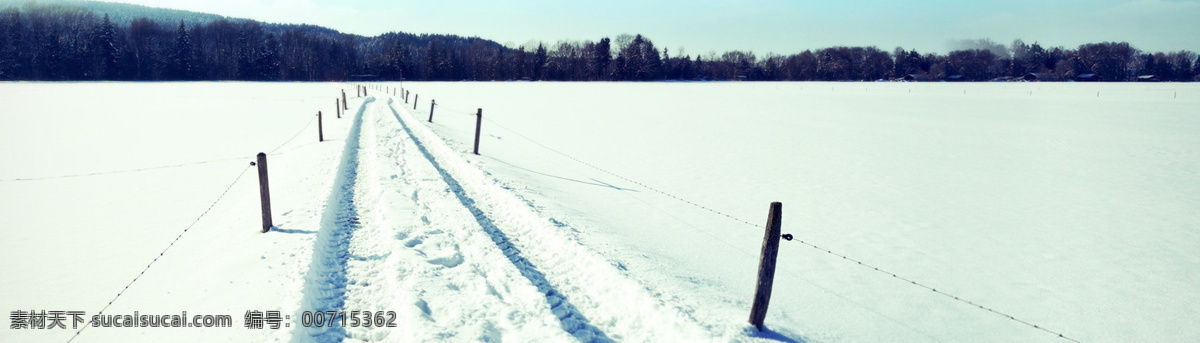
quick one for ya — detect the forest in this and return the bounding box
[1,1,1197,82]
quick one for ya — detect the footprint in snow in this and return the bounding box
[404,237,423,248]
[415,299,432,317]
[427,252,464,268]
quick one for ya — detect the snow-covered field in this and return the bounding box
[2,81,1198,342]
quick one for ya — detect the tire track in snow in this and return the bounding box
[383,99,713,341]
[295,96,372,342]
[383,102,612,342]
[297,96,573,342]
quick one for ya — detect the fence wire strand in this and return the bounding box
[416,93,1084,343]
[0,156,252,182]
[433,102,479,116]
[267,113,319,155]
[68,163,253,342]
[480,116,760,229]
[3,108,318,182]
[783,238,1082,342]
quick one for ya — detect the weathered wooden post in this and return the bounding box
[473,108,482,155]
[336,98,341,118]
[256,153,272,233]
[343,90,348,110]
[317,111,324,142]
[405,90,410,104]
[414,94,418,110]
[364,85,368,97]
[429,100,436,122]
[749,202,782,331]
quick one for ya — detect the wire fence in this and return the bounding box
[432,102,479,116]
[0,156,252,182]
[68,163,254,342]
[396,86,1084,343]
[54,86,352,342]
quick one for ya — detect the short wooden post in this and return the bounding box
[749,202,782,331]
[342,90,348,110]
[429,100,435,122]
[256,153,272,233]
[364,86,368,97]
[405,90,410,104]
[336,98,341,118]
[317,111,324,142]
[473,108,482,155]
[414,94,418,110]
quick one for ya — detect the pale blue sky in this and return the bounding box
[101,0,1199,55]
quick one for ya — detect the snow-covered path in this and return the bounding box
[294,94,711,342]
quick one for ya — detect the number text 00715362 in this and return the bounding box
[300,311,397,328]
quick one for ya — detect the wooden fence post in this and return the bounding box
[342,90,348,110]
[429,100,435,122]
[364,85,368,97]
[473,108,482,155]
[749,202,783,331]
[318,111,324,142]
[336,98,341,118]
[256,153,272,233]
[405,90,410,103]
[414,94,418,110]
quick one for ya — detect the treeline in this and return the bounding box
[1,2,1197,82]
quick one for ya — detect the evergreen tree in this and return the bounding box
[678,54,693,80]
[639,38,661,80]
[593,37,611,80]
[167,20,193,79]
[1,8,25,79]
[424,40,441,79]
[255,33,280,80]
[235,29,254,80]
[1194,55,1200,81]
[93,13,119,79]
[512,45,528,79]
[612,54,627,80]
[40,28,63,80]
[533,43,547,80]
[619,34,645,80]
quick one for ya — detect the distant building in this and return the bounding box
[1074,73,1101,82]
[1136,75,1161,82]
[1023,73,1062,82]
[902,74,932,82]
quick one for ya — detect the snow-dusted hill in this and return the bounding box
[2,82,1198,342]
